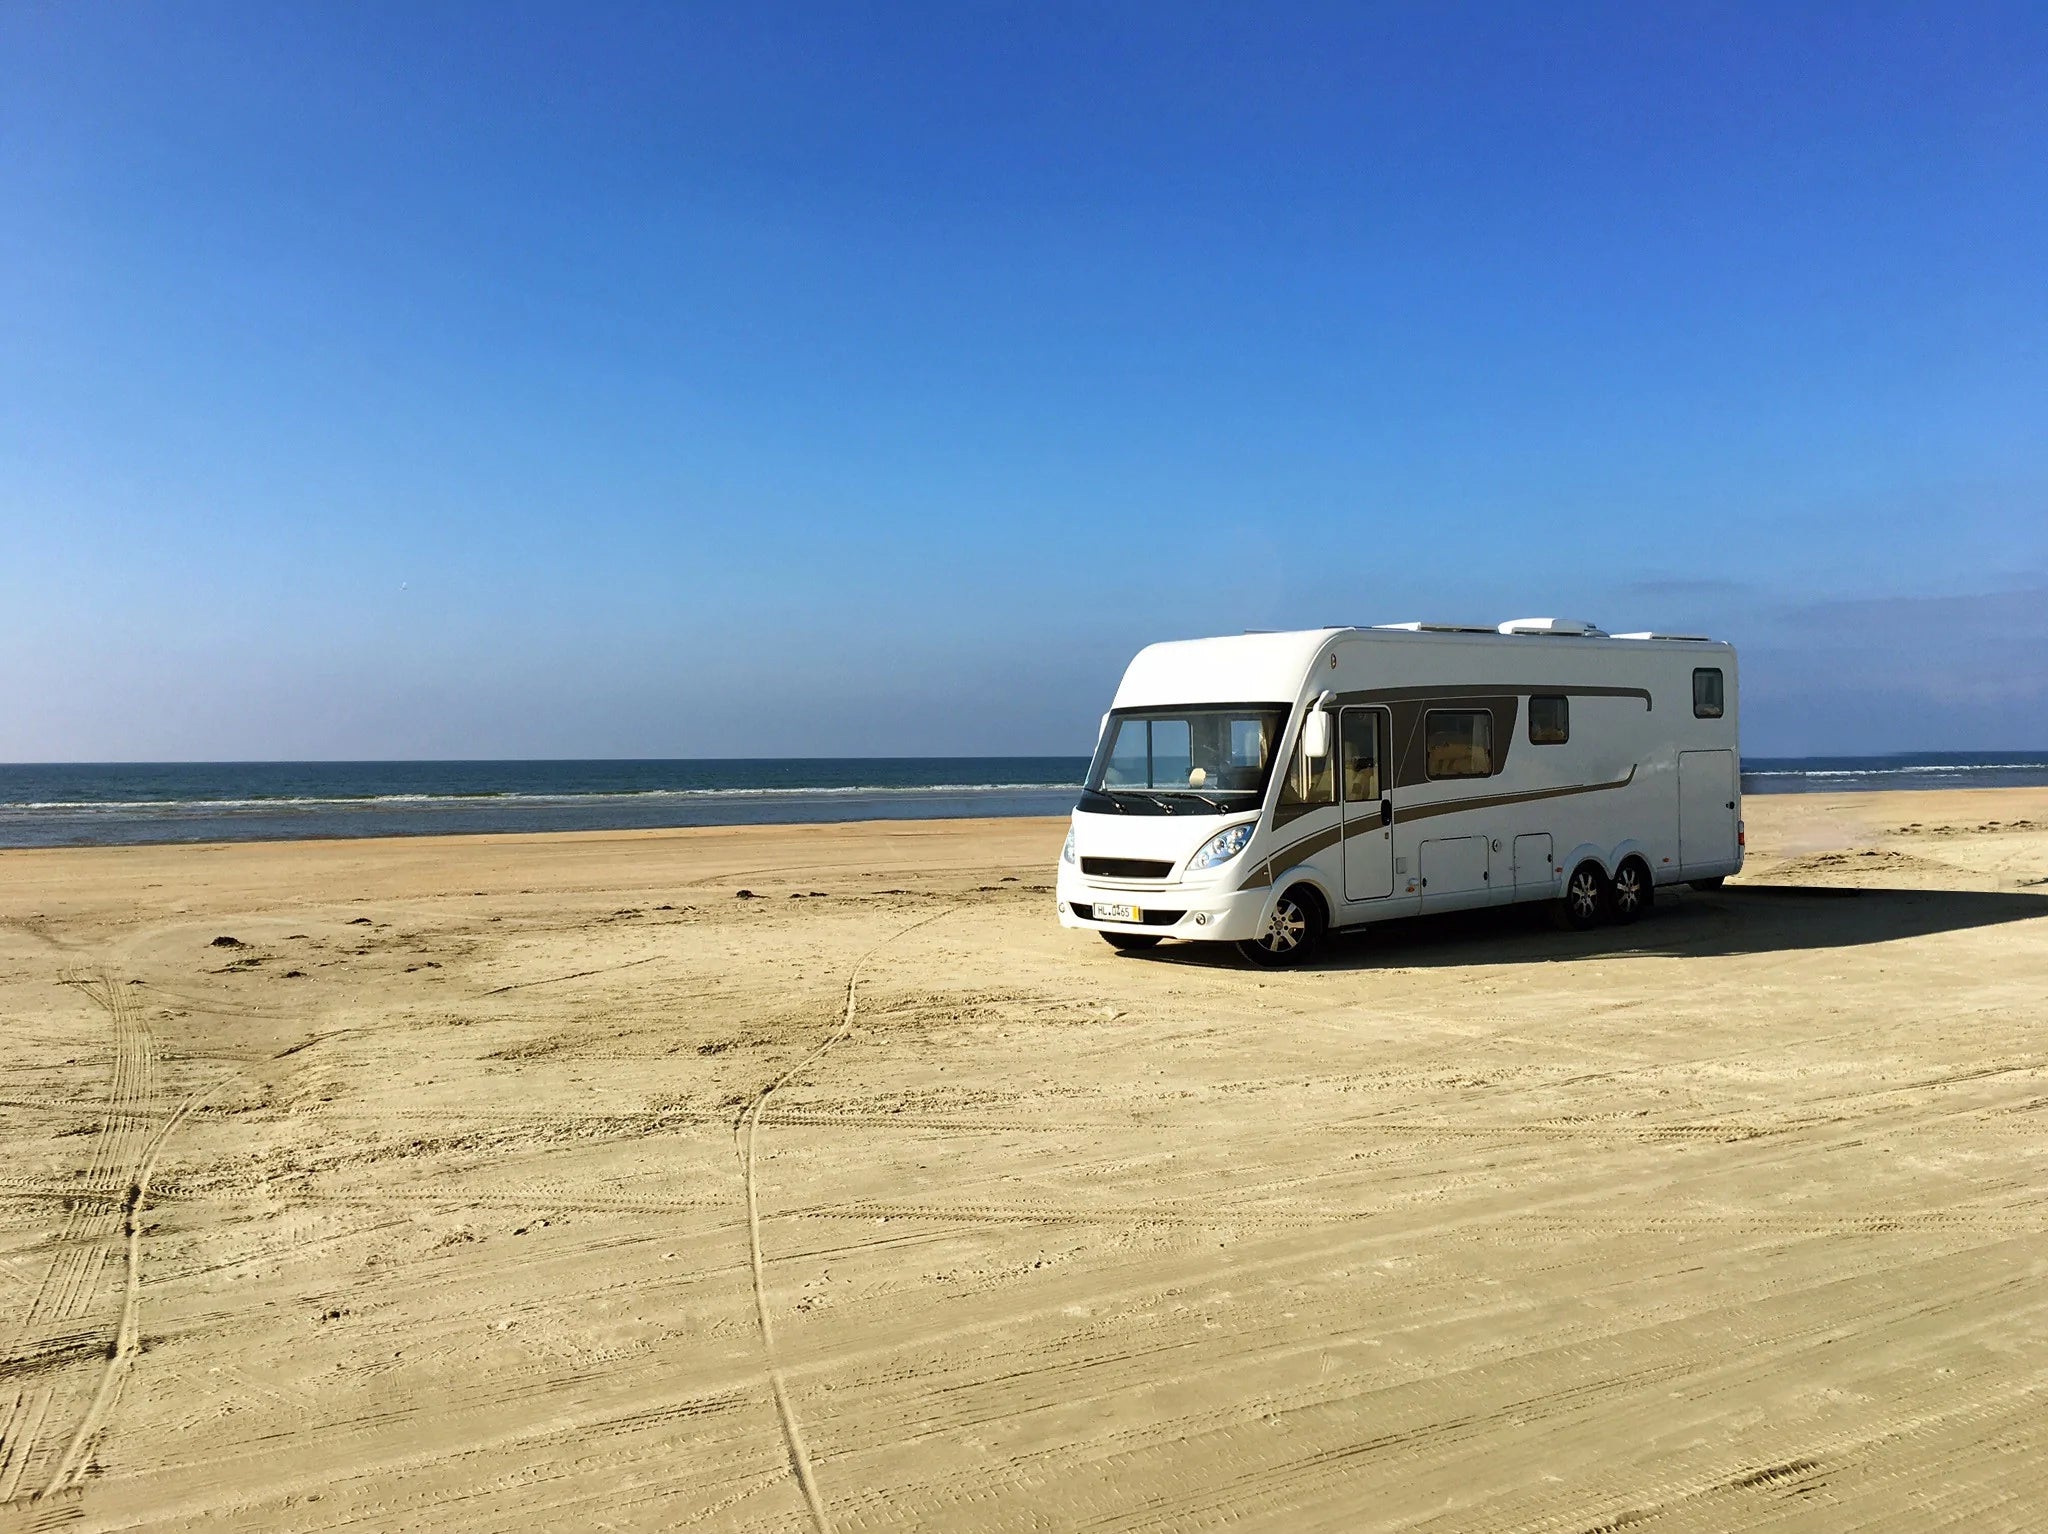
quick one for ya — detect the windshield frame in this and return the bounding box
[1079,701,1293,817]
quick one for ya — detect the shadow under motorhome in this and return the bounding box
[1056,620,1742,966]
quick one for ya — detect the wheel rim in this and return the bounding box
[1614,865,1644,914]
[1568,870,1601,921]
[1261,897,1306,952]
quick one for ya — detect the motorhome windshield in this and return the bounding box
[1080,704,1291,815]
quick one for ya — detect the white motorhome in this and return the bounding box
[1057,620,1742,966]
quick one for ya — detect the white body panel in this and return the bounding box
[1058,626,1742,946]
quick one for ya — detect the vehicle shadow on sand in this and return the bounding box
[1129,884,2048,971]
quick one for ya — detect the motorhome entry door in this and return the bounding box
[1679,749,1738,870]
[1339,707,1394,901]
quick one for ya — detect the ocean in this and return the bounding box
[1,752,2044,849]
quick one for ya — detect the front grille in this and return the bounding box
[1081,857,1174,879]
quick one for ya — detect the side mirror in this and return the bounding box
[1301,709,1331,759]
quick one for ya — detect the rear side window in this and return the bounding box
[1426,710,1494,778]
[1693,668,1725,719]
[1528,694,1568,744]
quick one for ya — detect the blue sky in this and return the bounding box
[2,2,2043,759]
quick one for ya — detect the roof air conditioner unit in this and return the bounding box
[1497,617,1606,637]
[1375,622,1497,634]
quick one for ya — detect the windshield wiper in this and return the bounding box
[1090,787,1232,814]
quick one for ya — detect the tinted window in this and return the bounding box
[1528,694,1569,744]
[1426,710,1494,778]
[1340,710,1383,802]
[1693,668,1724,719]
[1277,722,1336,811]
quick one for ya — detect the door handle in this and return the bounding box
[1380,797,1393,827]
[1725,800,1735,809]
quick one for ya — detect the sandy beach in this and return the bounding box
[2,787,2044,1531]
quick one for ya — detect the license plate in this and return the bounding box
[1094,902,1142,923]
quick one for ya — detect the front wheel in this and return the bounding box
[1559,862,1608,930]
[1610,857,1653,924]
[1236,885,1326,968]
[1100,931,1161,952]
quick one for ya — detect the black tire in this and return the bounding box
[1235,885,1327,968]
[1688,876,1726,892]
[1100,931,1161,952]
[1559,861,1608,930]
[1610,857,1653,925]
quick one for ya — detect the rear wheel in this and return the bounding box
[1236,885,1326,968]
[1610,857,1653,924]
[1560,862,1608,930]
[1688,876,1726,892]
[1100,931,1161,952]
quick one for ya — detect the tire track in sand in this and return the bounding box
[736,907,955,1534]
[2,971,159,1510]
[38,1090,209,1502]
[16,974,156,1342]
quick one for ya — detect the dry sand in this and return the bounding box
[2,789,2045,1532]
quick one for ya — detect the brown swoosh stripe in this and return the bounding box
[1394,766,1637,825]
[1238,767,1637,890]
[1237,822,1343,890]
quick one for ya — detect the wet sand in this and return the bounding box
[2,789,2045,1531]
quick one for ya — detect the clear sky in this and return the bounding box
[2,2,2043,760]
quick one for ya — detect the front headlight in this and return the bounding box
[1062,829,1077,865]
[1187,822,1255,871]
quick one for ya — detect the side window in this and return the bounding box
[1426,710,1494,778]
[1693,668,1724,719]
[1339,710,1382,803]
[1276,723,1335,811]
[1528,694,1569,745]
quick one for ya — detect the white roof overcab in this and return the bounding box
[1113,629,1337,708]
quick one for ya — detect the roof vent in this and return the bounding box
[1497,617,1606,637]
[1375,621,1498,634]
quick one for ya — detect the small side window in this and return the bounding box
[1276,726,1335,810]
[1693,668,1724,719]
[1425,709,1494,778]
[1528,694,1569,745]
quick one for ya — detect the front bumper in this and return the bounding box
[1054,866,1271,942]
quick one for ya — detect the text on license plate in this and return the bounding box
[1095,902,1142,922]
